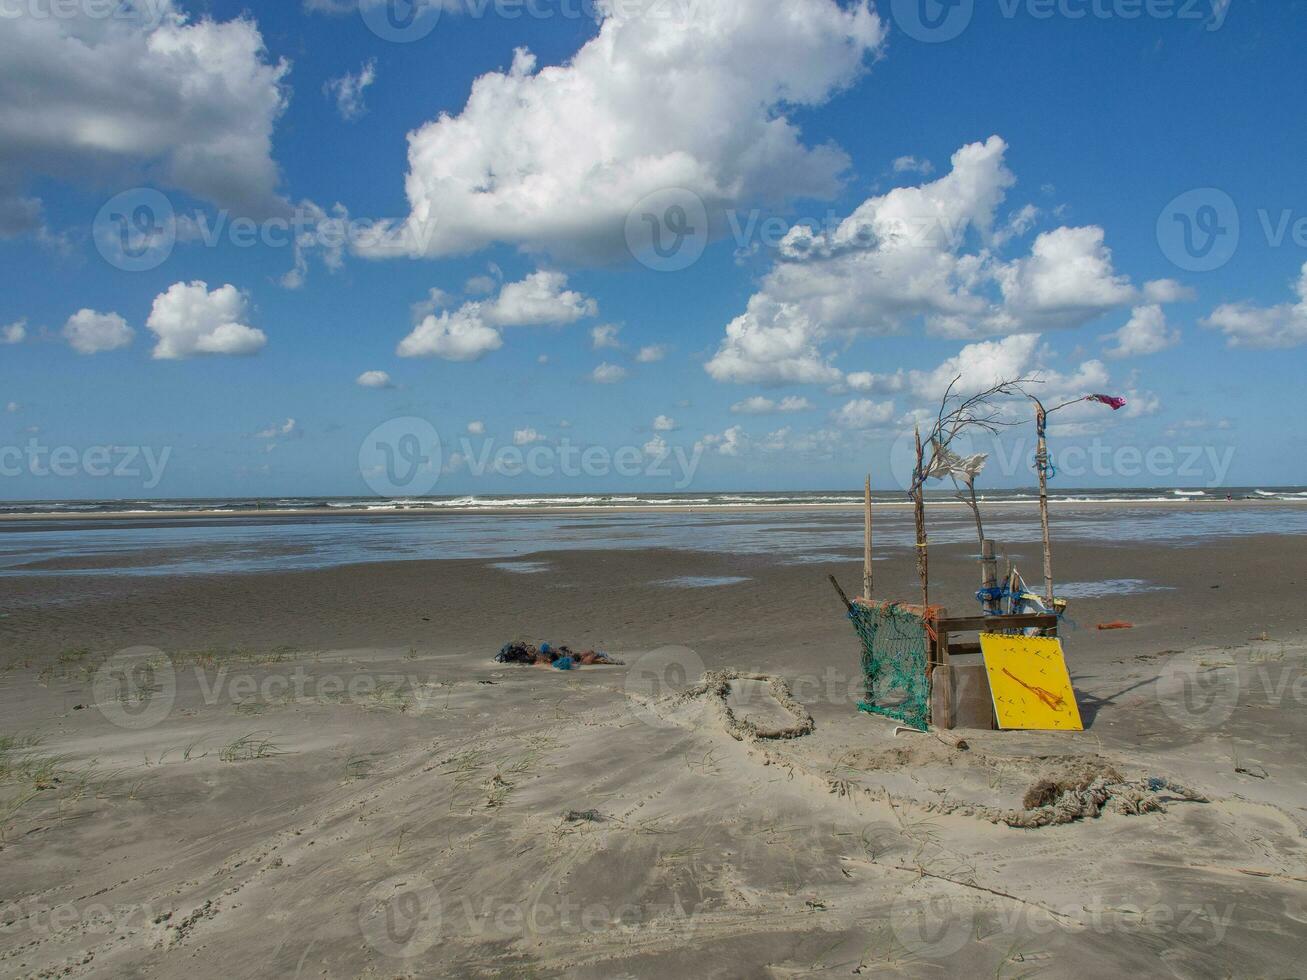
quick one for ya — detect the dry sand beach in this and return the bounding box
[1,502,1305,978]
[9,1,1306,977]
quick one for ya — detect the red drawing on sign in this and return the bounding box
[1001,667,1066,711]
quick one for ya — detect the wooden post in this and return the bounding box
[862,475,873,601]
[913,426,929,607]
[980,538,999,615]
[966,479,985,548]
[931,608,953,730]
[828,574,853,613]
[934,614,951,669]
[1034,399,1054,603]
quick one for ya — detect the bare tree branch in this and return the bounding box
[907,374,1038,500]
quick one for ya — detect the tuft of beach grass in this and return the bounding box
[218,732,285,763]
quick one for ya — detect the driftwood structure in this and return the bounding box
[840,380,1125,730]
[839,505,1058,730]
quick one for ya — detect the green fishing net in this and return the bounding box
[847,601,932,731]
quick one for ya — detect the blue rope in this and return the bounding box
[975,585,1074,622]
[975,586,1013,612]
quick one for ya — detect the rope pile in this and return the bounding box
[678,669,815,742]
[924,775,1208,829]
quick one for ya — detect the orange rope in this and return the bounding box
[854,599,947,644]
[1000,667,1065,711]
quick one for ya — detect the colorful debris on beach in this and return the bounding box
[495,641,623,669]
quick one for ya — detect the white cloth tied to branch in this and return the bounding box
[926,441,989,483]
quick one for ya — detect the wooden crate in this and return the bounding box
[927,611,1059,730]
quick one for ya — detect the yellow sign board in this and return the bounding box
[980,634,1083,731]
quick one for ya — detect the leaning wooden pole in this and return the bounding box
[913,427,929,607]
[1034,398,1054,603]
[862,475,873,601]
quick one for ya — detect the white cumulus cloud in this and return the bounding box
[411,287,454,320]
[0,2,290,235]
[636,344,667,363]
[1142,279,1196,304]
[730,395,813,414]
[832,398,894,430]
[2,319,27,345]
[642,434,668,458]
[848,334,1125,432]
[63,309,133,355]
[355,370,393,388]
[1202,262,1307,350]
[705,301,843,386]
[846,370,906,394]
[591,324,622,350]
[488,270,597,326]
[1103,305,1180,359]
[705,137,1142,386]
[256,418,297,439]
[591,362,627,384]
[147,281,267,359]
[914,333,1044,401]
[324,60,376,121]
[364,0,886,261]
[892,155,934,175]
[698,425,748,457]
[398,305,504,361]
[398,270,596,360]
[989,225,1135,333]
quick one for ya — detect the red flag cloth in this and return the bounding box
[1088,394,1127,411]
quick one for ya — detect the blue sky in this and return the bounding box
[1,0,1304,500]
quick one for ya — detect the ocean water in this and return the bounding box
[2,498,1306,578]
[654,576,752,588]
[2,487,1306,515]
[1054,579,1177,599]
